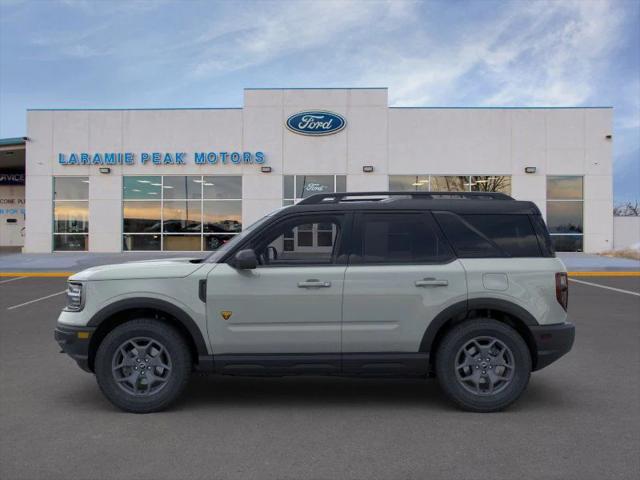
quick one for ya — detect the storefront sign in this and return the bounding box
[0,172,25,185]
[286,111,346,136]
[57,151,265,166]
[304,182,328,192]
[0,197,25,215]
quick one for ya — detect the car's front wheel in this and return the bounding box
[95,319,192,413]
[435,319,531,412]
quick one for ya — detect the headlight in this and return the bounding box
[64,282,84,312]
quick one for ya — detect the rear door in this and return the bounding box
[341,211,467,358]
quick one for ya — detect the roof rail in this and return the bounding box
[297,191,513,205]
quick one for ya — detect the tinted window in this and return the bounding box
[434,212,503,258]
[462,215,541,257]
[550,234,583,252]
[546,201,583,233]
[123,176,161,199]
[547,176,583,199]
[352,213,453,264]
[54,177,89,200]
[530,215,555,257]
[162,176,202,199]
[202,176,242,199]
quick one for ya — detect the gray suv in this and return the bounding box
[55,191,575,413]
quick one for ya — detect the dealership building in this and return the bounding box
[0,88,614,253]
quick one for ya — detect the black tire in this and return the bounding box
[95,319,192,413]
[435,319,531,412]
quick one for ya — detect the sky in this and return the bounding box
[0,0,638,204]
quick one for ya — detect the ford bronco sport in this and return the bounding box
[55,191,575,413]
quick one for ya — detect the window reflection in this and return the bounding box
[470,176,511,194]
[53,177,89,251]
[546,176,584,251]
[123,235,160,251]
[203,201,242,233]
[122,176,243,251]
[546,201,583,233]
[389,175,430,191]
[284,175,346,200]
[204,234,236,251]
[162,176,202,199]
[163,235,202,251]
[123,176,161,199]
[388,175,512,194]
[550,235,583,252]
[53,234,87,251]
[54,177,89,200]
[162,201,202,233]
[547,176,583,199]
[54,201,89,233]
[430,176,469,192]
[123,201,161,232]
[296,175,335,198]
[203,176,242,199]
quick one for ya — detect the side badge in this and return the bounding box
[220,311,232,321]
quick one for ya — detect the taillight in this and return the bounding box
[555,272,568,311]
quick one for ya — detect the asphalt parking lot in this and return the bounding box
[1,275,638,480]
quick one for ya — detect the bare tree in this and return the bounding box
[613,201,639,216]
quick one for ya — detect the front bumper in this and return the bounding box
[54,324,96,373]
[530,322,575,371]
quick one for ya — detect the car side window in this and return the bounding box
[433,211,504,258]
[252,214,345,267]
[350,212,454,264]
[461,214,542,257]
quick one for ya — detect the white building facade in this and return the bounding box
[24,88,613,253]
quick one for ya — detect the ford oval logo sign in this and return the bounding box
[286,111,346,136]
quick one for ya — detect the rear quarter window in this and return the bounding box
[434,212,542,258]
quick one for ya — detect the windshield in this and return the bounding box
[204,207,286,263]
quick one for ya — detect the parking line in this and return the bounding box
[568,271,640,277]
[0,272,73,278]
[7,291,67,310]
[569,278,640,297]
[0,276,26,284]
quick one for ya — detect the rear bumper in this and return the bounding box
[530,322,575,371]
[54,324,96,373]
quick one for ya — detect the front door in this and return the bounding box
[206,213,350,357]
[341,212,467,356]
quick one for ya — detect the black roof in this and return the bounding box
[281,191,541,215]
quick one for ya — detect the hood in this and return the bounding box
[69,258,206,281]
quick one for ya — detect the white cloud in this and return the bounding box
[353,0,625,107]
[189,0,412,78]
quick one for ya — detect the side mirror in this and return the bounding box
[233,249,257,270]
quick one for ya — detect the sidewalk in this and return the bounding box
[558,252,640,272]
[0,251,201,274]
[0,250,638,274]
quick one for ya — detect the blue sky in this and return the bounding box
[0,0,638,203]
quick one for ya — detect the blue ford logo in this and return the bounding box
[286,111,346,136]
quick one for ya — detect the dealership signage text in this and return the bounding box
[58,151,265,166]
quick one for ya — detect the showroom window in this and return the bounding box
[122,176,242,251]
[53,177,89,251]
[283,175,347,205]
[546,176,583,252]
[389,175,512,195]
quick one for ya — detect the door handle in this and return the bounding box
[297,280,332,288]
[415,278,449,287]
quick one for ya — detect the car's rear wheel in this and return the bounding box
[435,319,531,412]
[95,319,191,413]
